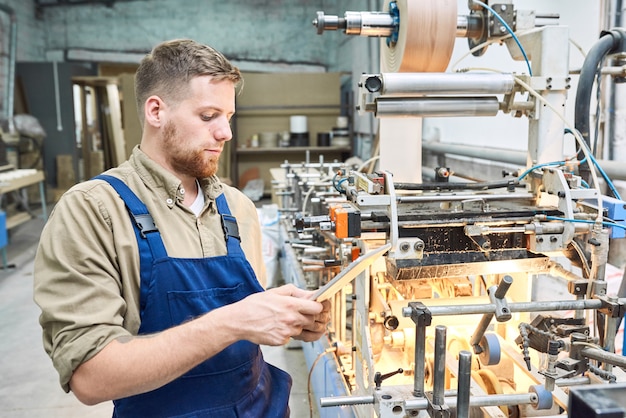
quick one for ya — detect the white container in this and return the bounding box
[289,115,308,133]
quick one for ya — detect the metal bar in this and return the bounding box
[433,326,447,406]
[375,97,500,117]
[321,391,538,410]
[411,298,605,317]
[413,323,426,397]
[397,192,534,203]
[581,346,626,368]
[456,351,472,418]
[320,395,375,407]
[379,73,515,95]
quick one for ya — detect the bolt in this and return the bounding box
[550,236,558,242]
[537,237,544,243]
[499,25,506,33]
[400,242,410,252]
[500,4,506,11]
[414,241,424,251]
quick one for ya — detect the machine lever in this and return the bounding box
[470,275,513,353]
[374,368,403,390]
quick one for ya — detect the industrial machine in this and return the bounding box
[274,1,626,417]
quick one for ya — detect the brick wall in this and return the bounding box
[40,0,353,71]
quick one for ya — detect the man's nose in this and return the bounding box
[213,117,232,142]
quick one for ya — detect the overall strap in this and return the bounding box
[94,175,168,313]
[215,193,243,256]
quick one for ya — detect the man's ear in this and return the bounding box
[144,96,164,128]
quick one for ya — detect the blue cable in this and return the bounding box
[517,161,565,181]
[472,0,533,76]
[565,128,622,200]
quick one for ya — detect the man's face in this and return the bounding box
[161,76,235,179]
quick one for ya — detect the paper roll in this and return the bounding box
[382,0,457,73]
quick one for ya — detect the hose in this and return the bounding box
[575,29,626,182]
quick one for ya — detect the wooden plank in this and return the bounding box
[6,212,32,230]
[105,83,127,166]
[88,151,105,178]
[0,170,45,194]
[56,155,75,190]
[119,73,142,159]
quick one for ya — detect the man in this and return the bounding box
[33,39,330,417]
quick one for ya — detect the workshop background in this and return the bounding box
[0,0,625,417]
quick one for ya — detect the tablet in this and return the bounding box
[313,243,391,302]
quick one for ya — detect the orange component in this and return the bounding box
[351,246,361,261]
[335,208,350,239]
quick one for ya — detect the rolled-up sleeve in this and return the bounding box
[33,184,137,392]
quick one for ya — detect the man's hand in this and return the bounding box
[230,284,330,346]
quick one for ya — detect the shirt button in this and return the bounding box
[166,198,173,205]
[180,187,185,195]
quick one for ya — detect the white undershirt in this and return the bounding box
[189,180,205,216]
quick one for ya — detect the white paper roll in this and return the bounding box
[290,115,308,133]
[381,0,457,73]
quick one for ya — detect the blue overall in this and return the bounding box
[95,175,292,418]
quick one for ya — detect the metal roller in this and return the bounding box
[362,73,516,95]
[374,97,500,117]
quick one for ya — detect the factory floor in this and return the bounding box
[0,207,318,418]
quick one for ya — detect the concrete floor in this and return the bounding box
[0,210,317,417]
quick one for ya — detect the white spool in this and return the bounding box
[290,115,308,133]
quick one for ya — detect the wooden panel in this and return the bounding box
[119,73,142,158]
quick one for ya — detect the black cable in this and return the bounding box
[575,29,626,183]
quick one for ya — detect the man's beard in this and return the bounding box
[162,121,220,178]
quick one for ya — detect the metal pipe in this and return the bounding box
[376,73,515,95]
[374,97,500,117]
[402,298,605,317]
[581,346,626,368]
[405,393,537,410]
[456,351,472,418]
[422,141,626,180]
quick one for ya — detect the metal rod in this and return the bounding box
[456,351,472,418]
[403,298,605,317]
[414,323,426,397]
[320,395,375,407]
[397,192,534,203]
[375,97,500,117]
[320,392,538,410]
[433,326,447,406]
[379,73,515,95]
[469,277,513,348]
[581,346,626,368]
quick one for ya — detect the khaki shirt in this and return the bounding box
[33,146,266,392]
